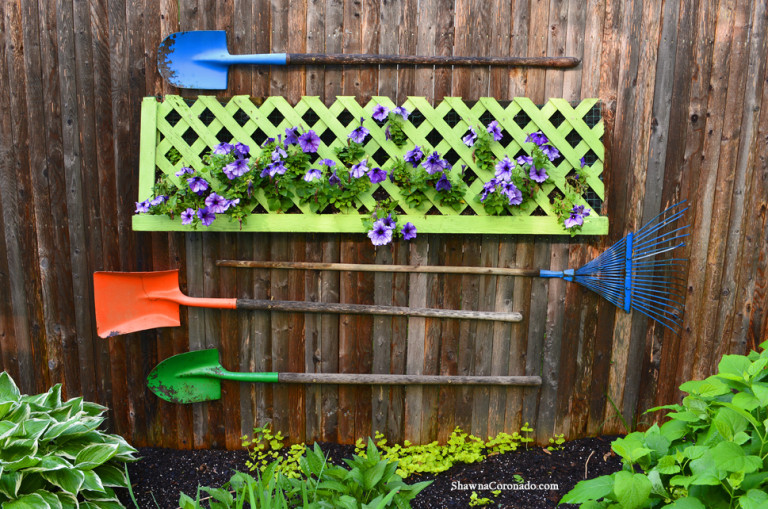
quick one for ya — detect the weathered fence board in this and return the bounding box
[0,0,767,450]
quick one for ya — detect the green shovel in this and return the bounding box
[147,349,542,404]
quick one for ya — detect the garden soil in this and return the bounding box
[116,436,622,508]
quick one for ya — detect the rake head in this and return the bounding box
[573,202,689,332]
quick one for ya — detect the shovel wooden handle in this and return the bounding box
[235,299,522,322]
[218,260,542,278]
[287,53,581,68]
[277,373,541,385]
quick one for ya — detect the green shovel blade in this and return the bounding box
[147,349,222,404]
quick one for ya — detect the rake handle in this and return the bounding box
[234,298,522,322]
[218,260,542,278]
[286,53,581,68]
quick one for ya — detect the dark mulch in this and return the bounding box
[116,436,622,508]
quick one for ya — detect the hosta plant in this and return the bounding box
[0,372,138,509]
[561,340,768,509]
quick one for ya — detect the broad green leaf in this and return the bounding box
[363,460,387,491]
[0,372,21,403]
[683,446,708,460]
[200,486,234,506]
[1,438,39,465]
[37,489,64,509]
[0,401,14,420]
[0,471,22,498]
[668,411,702,422]
[739,489,768,509]
[742,471,768,491]
[75,443,119,470]
[647,470,669,497]
[80,500,124,509]
[713,407,748,441]
[727,470,745,490]
[719,355,752,379]
[660,419,689,442]
[680,378,730,397]
[656,455,681,474]
[0,420,17,439]
[17,418,52,441]
[711,441,762,473]
[42,467,85,495]
[718,402,762,428]
[55,492,79,509]
[643,427,671,457]
[81,401,107,417]
[337,495,360,509]
[81,469,106,493]
[751,383,768,406]
[662,497,706,509]
[4,402,30,424]
[3,455,41,471]
[747,358,768,378]
[560,475,615,504]
[92,464,127,488]
[689,455,722,485]
[612,435,652,463]
[734,431,751,445]
[2,492,50,509]
[613,471,651,509]
[732,392,761,412]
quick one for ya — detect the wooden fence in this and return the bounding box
[0,0,766,449]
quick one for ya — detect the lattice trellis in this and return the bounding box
[133,95,607,234]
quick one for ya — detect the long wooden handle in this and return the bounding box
[287,53,581,68]
[235,299,522,322]
[218,260,542,278]
[277,373,541,386]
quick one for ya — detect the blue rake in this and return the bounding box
[539,201,689,332]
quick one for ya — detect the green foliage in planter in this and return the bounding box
[0,372,138,509]
[182,440,430,509]
[560,340,768,509]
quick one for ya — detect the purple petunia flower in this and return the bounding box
[329,171,341,187]
[272,146,287,162]
[205,192,229,214]
[187,176,209,193]
[304,168,322,182]
[393,106,409,120]
[349,119,370,143]
[462,126,477,147]
[487,121,503,142]
[382,214,396,230]
[435,174,452,192]
[368,219,393,246]
[529,164,548,183]
[368,167,387,184]
[197,207,216,227]
[298,130,321,153]
[401,222,417,240]
[350,159,369,179]
[580,156,587,168]
[495,156,514,181]
[404,146,424,168]
[526,131,548,146]
[267,161,287,177]
[319,158,336,168]
[213,142,234,155]
[135,200,150,213]
[175,166,194,177]
[225,198,240,211]
[422,151,445,175]
[372,104,390,122]
[284,127,299,145]
[224,158,250,179]
[181,208,195,225]
[564,213,584,229]
[233,142,250,157]
[480,179,499,202]
[501,182,523,206]
[262,137,276,147]
[149,195,168,207]
[572,204,591,218]
[385,125,391,141]
[516,155,533,166]
[541,144,560,161]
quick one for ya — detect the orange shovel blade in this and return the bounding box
[94,270,184,338]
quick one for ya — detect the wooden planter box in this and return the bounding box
[133,95,607,235]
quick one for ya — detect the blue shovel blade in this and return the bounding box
[158,30,232,90]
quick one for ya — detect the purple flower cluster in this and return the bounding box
[480,154,523,207]
[421,151,450,175]
[349,118,370,144]
[404,146,424,168]
[367,214,417,246]
[564,204,591,229]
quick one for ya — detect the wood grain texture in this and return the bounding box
[1,0,766,449]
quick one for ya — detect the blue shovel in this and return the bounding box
[158,31,581,90]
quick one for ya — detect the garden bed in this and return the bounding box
[116,436,622,508]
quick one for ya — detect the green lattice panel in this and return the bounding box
[133,95,608,234]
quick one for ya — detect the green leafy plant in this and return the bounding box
[0,371,139,508]
[469,491,494,506]
[179,462,291,509]
[561,340,768,509]
[548,433,566,451]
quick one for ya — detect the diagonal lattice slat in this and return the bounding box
[134,95,608,235]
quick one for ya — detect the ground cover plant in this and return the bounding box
[0,372,139,509]
[561,340,768,509]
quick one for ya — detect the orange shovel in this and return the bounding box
[93,270,523,338]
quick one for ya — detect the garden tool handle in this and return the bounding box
[235,298,523,322]
[277,373,542,386]
[285,53,581,68]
